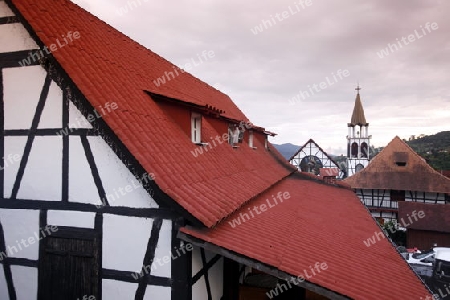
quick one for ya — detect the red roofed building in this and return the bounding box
[345,136,450,224]
[398,202,450,249]
[0,0,432,299]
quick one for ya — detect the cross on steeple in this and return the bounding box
[355,84,361,94]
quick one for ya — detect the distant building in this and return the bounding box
[289,139,344,178]
[346,85,372,176]
[345,136,450,223]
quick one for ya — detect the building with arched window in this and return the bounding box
[346,86,371,176]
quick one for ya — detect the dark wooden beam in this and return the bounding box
[102,269,171,286]
[11,74,51,199]
[191,254,221,285]
[0,221,17,299]
[0,50,40,68]
[0,198,176,219]
[135,218,163,300]
[0,16,19,24]
[171,218,192,300]
[4,128,97,136]
[222,258,239,300]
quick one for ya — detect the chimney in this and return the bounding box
[319,168,339,184]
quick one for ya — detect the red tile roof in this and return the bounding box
[9,0,296,227]
[398,202,450,233]
[345,136,450,193]
[181,174,431,299]
[9,1,432,297]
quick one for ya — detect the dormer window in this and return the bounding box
[249,130,254,148]
[393,152,408,167]
[228,124,243,147]
[191,112,202,143]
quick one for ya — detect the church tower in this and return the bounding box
[346,85,371,176]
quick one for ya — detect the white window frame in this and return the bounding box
[191,112,202,143]
[249,130,254,148]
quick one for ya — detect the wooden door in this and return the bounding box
[38,231,99,300]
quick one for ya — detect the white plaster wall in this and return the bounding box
[88,136,158,209]
[144,285,171,300]
[16,136,62,201]
[0,265,10,299]
[47,210,95,229]
[68,101,93,128]
[0,23,38,53]
[38,80,62,129]
[69,136,102,205]
[102,214,153,272]
[208,256,224,300]
[192,273,208,300]
[102,279,137,299]
[11,265,38,300]
[3,66,46,130]
[0,209,39,260]
[192,246,203,278]
[3,136,25,198]
[0,1,14,18]
[192,247,224,300]
[151,219,172,278]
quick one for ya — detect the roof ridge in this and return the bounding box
[213,171,296,227]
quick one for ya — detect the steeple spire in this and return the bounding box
[350,84,367,126]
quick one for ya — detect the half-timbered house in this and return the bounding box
[345,136,450,223]
[0,0,433,299]
[289,139,344,178]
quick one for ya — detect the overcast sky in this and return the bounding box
[71,0,450,155]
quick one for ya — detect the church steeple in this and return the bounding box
[346,85,371,177]
[350,85,368,126]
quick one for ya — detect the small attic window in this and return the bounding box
[191,112,202,143]
[393,151,408,167]
[249,130,255,148]
[228,124,243,146]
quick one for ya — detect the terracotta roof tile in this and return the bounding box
[399,202,450,233]
[10,0,299,227]
[181,175,431,299]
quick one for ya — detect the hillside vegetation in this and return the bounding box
[405,131,450,170]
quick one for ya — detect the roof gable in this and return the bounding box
[289,139,342,176]
[8,0,297,227]
[344,136,450,193]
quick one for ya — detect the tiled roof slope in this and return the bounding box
[9,0,295,227]
[399,202,450,233]
[350,93,367,126]
[344,136,450,193]
[181,174,431,299]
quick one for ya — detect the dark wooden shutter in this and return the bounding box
[38,233,99,300]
